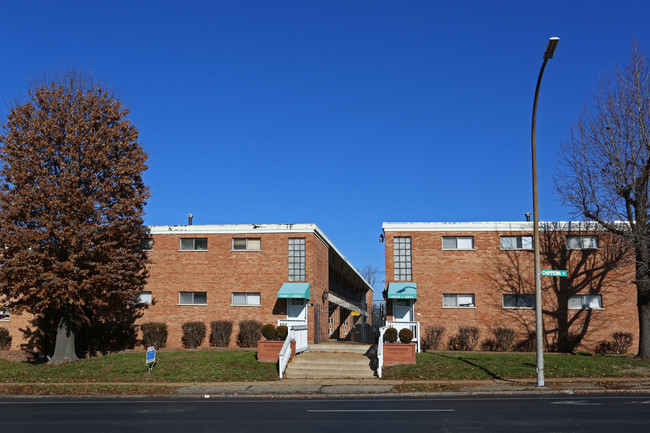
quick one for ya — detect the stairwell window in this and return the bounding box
[289,238,306,281]
[0,310,9,321]
[138,238,154,251]
[178,291,207,305]
[569,295,603,309]
[500,236,533,250]
[138,291,153,305]
[566,235,599,250]
[442,236,474,250]
[443,294,475,308]
[233,238,261,251]
[180,238,208,251]
[393,236,412,281]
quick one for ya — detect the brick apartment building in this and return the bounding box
[1,223,373,351]
[382,221,638,352]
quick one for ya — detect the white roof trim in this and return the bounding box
[146,223,374,292]
[382,221,624,232]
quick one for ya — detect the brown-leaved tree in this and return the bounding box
[0,71,150,363]
[556,43,650,358]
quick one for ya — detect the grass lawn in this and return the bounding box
[382,352,650,381]
[0,350,279,383]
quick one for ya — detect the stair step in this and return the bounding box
[308,343,374,354]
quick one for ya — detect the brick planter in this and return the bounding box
[257,340,295,362]
[383,343,416,365]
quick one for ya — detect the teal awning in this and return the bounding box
[387,282,417,299]
[277,283,310,299]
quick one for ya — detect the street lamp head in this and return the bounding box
[543,37,560,59]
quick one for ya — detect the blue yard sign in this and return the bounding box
[146,346,156,374]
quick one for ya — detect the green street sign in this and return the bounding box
[541,270,567,277]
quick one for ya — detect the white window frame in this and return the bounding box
[442,236,475,250]
[138,291,153,305]
[568,294,603,309]
[500,236,533,250]
[232,238,261,251]
[0,310,9,321]
[231,292,261,306]
[178,291,207,305]
[566,235,599,250]
[502,293,535,309]
[442,293,476,308]
[180,238,208,251]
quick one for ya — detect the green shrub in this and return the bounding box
[595,341,614,355]
[480,338,497,351]
[611,332,633,354]
[492,327,515,351]
[448,326,480,351]
[209,320,232,347]
[261,324,276,340]
[140,322,167,349]
[181,322,206,349]
[237,320,263,348]
[399,328,414,344]
[384,327,398,343]
[275,325,288,341]
[0,328,11,350]
[421,325,445,352]
[514,331,536,352]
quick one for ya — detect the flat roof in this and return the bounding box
[147,223,373,292]
[382,221,618,232]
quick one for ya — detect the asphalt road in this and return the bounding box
[2,394,650,433]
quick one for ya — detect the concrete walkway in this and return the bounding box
[4,377,650,398]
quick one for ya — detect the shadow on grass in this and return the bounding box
[436,353,529,384]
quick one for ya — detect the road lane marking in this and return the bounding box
[308,409,455,412]
[551,400,601,406]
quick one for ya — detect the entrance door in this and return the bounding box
[288,298,307,321]
[393,299,413,321]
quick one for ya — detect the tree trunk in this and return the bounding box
[638,298,650,359]
[49,318,78,364]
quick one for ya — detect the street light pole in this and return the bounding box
[531,36,559,388]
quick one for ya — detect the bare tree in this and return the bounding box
[360,265,378,290]
[556,42,650,358]
[0,71,150,363]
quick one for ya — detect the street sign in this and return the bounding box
[541,270,567,277]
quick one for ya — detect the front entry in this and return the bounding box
[393,299,413,321]
[288,298,307,321]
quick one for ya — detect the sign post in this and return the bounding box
[146,346,156,374]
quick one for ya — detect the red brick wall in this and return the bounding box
[384,229,638,352]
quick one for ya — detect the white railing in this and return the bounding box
[278,324,309,378]
[277,318,307,328]
[377,325,388,378]
[385,320,421,353]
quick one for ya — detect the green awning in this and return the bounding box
[387,282,417,299]
[277,283,310,299]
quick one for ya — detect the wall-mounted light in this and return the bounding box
[379,234,385,243]
[322,290,329,304]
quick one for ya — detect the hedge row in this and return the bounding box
[140,320,265,349]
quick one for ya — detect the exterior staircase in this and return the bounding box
[283,342,377,379]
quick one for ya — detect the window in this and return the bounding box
[288,238,306,281]
[443,294,475,307]
[500,236,533,250]
[178,291,207,305]
[233,238,261,251]
[180,238,208,251]
[442,236,474,250]
[393,236,412,281]
[138,238,154,251]
[0,310,8,321]
[503,294,535,308]
[569,295,602,309]
[328,317,334,325]
[138,291,152,305]
[566,235,598,250]
[232,292,261,306]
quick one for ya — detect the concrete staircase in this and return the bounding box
[283,342,377,379]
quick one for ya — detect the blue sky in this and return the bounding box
[2,1,649,293]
